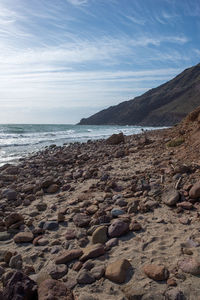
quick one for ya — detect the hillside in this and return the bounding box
[78,63,200,126]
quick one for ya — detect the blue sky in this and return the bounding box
[0,0,199,124]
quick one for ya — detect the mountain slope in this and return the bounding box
[78,63,200,126]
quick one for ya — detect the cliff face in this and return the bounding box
[78,63,200,126]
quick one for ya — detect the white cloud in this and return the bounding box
[67,0,88,6]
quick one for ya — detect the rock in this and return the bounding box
[127,200,139,213]
[143,264,169,281]
[162,189,180,206]
[167,278,177,286]
[57,212,65,222]
[111,208,125,217]
[90,266,105,280]
[82,260,94,270]
[14,232,34,243]
[9,254,23,270]
[37,238,49,246]
[0,232,11,241]
[5,213,24,229]
[73,261,82,271]
[189,182,200,199]
[48,264,68,280]
[46,184,59,194]
[65,230,76,240]
[43,221,58,231]
[105,258,132,283]
[108,219,129,238]
[106,132,125,145]
[41,177,54,188]
[176,201,193,210]
[91,225,108,244]
[86,205,98,215]
[4,251,13,264]
[129,220,142,231]
[165,288,186,300]
[73,214,91,227]
[2,189,17,201]
[77,270,95,284]
[38,279,74,300]
[55,249,83,264]
[36,202,47,211]
[0,266,5,277]
[178,258,200,275]
[3,271,37,300]
[105,238,118,250]
[80,244,105,262]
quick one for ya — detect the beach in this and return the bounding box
[0,114,200,299]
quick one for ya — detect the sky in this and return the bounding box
[0,0,199,124]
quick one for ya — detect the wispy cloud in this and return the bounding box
[67,0,88,6]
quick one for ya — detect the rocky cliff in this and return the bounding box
[78,63,200,126]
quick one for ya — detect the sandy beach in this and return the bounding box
[1,110,200,299]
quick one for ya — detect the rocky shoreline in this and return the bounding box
[1,118,200,299]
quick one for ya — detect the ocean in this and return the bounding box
[0,124,163,166]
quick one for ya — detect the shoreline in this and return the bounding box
[0,125,200,299]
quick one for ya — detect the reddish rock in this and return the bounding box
[178,258,200,275]
[14,232,34,243]
[80,244,105,262]
[73,214,91,227]
[33,236,43,246]
[108,219,129,238]
[72,261,82,271]
[47,184,59,194]
[105,259,131,283]
[5,213,24,228]
[167,278,177,286]
[143,264,169,281]
[3,271,37,300]
[65,230,76,240]
[189,182,200,199]
[177,202,193,210]
[55,249,83,264]
[129,220,142,231]
[38,279,74,300]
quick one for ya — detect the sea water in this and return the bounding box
[0,124,164,166]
